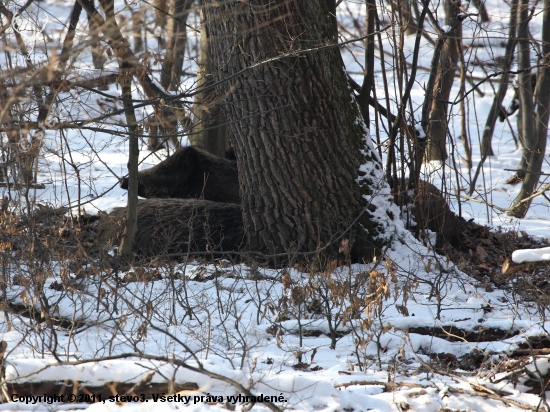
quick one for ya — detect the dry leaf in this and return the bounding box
[476,244,488,262]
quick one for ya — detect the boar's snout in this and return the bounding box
[120,177,129,190]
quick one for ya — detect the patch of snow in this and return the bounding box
[512,246,550,263]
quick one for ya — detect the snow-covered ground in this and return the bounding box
[3,238,549,411]
[1,0,550,411]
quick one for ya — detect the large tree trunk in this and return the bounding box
[200,0,396,263]
[325,0,337,36]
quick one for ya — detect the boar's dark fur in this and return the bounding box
[120,146,240,204]
[99,199,244,256]
[393,179,462,248]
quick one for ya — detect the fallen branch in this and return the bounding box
[458,194,509,212]
[334,380,427,390]
[446,387,536,410]
[415,354,536,410]
[123,371,156,397]
[333,378,534,410]
[0,183,45,189]
[504,169,550,177]
[406,325,519,342]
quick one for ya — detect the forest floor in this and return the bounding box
[2,202,550,412]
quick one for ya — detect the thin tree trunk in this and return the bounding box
[479,0,518,158]
[190,8,230,157]
[154,0,168,48]
[86,6,105,69]
[325,0,337,37]
[201,0,395,263]
[401,0,416,35]
[160,0,193,91]
[458,38,472,170]
[131,4,143,53]
[423,0,462,162]
[515,0,536,180]
[97,0,139,256]
[470,0,490,23]
[509,0,550,218]
[117,79,139,257]
[0,3,45,188]
[357,0,376,125]
[469,0,518,194]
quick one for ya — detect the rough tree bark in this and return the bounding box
[325,0,337,36]
[200,0,398,263]
[194,0,336,157]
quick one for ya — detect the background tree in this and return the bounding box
[356,0,376,125]
[189,8,230,158]
[160,0,193,91]
[422,0,462,162]
[514,0,537,180]
[509,0,550,218]
[469,0,518,194]
[95,0,139,257]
